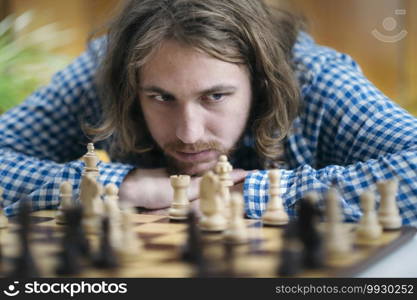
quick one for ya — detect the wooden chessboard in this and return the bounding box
[0,210,416,278]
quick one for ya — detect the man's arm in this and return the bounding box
[244,49,417,225]
[0,39,146,215]
[119,167,249,212]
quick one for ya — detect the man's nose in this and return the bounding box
[175,104,204,144]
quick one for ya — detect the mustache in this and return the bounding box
[163,140,226,153]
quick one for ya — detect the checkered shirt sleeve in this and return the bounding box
[244,33,417,226]
[0,40,134,216]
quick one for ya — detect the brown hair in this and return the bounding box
[88,0,303,164]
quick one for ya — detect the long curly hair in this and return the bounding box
[88,0,303,164]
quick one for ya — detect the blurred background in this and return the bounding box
[0,0,416,115]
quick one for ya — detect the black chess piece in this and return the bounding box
[56,238,82,275]
[180,211,215,278]
[55,208,84,275]
[181,211,203,263]
[93,217,119,269]
[221,242,236,277]
[71,205,90,259]
[9,201,40,278]
[297,196,325,269]
[277,220,303,276]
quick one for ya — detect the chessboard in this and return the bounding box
[0,209,415,278]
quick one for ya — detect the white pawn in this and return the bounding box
[223,192,248,244]
[356,190,382,241]
[262,169,289,226]
[169,175,191,220]
[377,178,402,230]
[214,155,233,205]
[55,181,73,225]
[117,206,143,261]
[104,184,121,221]
[104,184,122,248]
[0,188,9,229]
[199,171,227,232]
[324,185,352,258]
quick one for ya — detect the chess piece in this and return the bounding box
[104,184,123,250]
[0,228,3,262]
[55,181,73,225]
[297,193,324,269]
[80,175,103,234]
[181,210,203,263]
[169,175,191,220]
[377,178,402,230]
[93,217,119,269]
[199,171,227,232]
[117,207,143,261]
[324,185,352,259]
[83,143,100,179]
[79,144,103,234]
[223,192,248,244]
[104,184,120,220]
[55,208,84,275]
[356,190,382,241]
[262,169,289,226]
[222,242,237,277]
[214,155,233,217]
[0,188,8,229]
[9,201,40,277]
[277,221,303,276]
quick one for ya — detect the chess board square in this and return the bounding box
[31,210,56,218]
[150,232,187,245]
[131,214,168,223]
[135,222,185,234]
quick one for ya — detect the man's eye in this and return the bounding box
[149,94,172,102]
[204,93,225,102]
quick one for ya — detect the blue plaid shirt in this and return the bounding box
[1,33,417,225]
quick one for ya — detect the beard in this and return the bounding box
[162,140,233,176]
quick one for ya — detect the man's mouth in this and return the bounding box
[172,149,218,162]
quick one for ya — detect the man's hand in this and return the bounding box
[118,167,251,211]
[119,168,200,209]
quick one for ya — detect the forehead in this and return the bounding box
[140,39,250,92]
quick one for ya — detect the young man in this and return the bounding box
[1,0,417,225]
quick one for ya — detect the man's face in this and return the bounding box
[139,40,252,175]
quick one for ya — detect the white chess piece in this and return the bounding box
[55,181,73,225]
[262,169,289,226]
[0,188,9,229]
[356,190,382,241]
[104,183,121,221]
[199,171,227,232]
[223,192,248,244]
[324,185,352,258]
[214,155,233,217]
[377,178,402,230]
[83,143,99,178]
[117,207,143,261]
[104,183,123,249]
[169,175,191,220]
[80,175,103,234]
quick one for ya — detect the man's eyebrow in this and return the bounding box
[140,86,171,95]
[140,84,237,96]
[199,85,237,95]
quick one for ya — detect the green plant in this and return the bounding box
[0,11,73,113]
